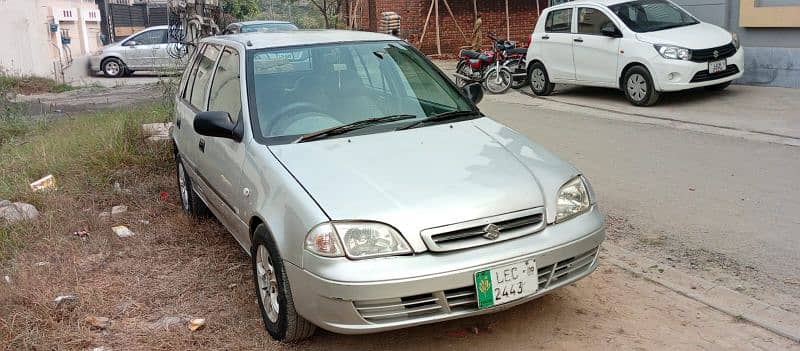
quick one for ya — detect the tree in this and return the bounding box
[308,0,342,28]
[367,0,377,32]
[222,0,260,19]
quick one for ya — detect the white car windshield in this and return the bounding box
[248,41,475,141]
[609,0,699,33]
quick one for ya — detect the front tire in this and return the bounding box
[102,58,125,78]
[484,67,512,94]
[623,65,661,107]
[252,224,316,341]
[528,62,554,96]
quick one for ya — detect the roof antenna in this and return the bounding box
[246,40,253,47]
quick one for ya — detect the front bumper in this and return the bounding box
[88,55,102,72]
[284,206,605,334]
[651,47,744,92]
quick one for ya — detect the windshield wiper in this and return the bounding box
[397,110,481,131]
[295,114,417,143]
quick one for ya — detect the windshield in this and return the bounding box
[609,0,699,33]
[248,41,475,142]
[242,23,299,33]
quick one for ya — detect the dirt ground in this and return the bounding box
[1,143,797,350]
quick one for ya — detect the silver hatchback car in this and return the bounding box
[172,30,605,341]
[89,25,186,77]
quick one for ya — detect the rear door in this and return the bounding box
[573,6,621,84]
[536,7,576,81]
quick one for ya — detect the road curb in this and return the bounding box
[602,243,800,343]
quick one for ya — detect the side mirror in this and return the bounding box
[462,82,484,105]
[124,40,138,47]
[601,27,622,38]
[194,111,242,141]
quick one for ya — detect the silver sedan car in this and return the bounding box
[89,25,186,77]
[171,30,605,341]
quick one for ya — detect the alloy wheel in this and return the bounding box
[485,69,511,94]
[627,73,647,102]
[105,61,120,76]
[531,68,546,91]
[177,162,189,210]
[256,245,280,323]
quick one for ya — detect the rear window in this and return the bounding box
[546,8,573,33]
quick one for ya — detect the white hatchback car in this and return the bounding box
[526,0,743,106]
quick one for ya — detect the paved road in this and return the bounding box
[478,96,800,312]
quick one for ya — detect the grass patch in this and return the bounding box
[0,104,172,259]
[0,74,74,95]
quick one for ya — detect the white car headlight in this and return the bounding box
[654,44,691,61]
[556,176,591,223]
[304,221,412,259]
[731,32,740,50]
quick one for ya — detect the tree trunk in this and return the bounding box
[367,0,377,32]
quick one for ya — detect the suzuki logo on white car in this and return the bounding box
[483,223,502,240]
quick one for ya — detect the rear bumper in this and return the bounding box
[284,206,605,334]
[652,47,744,92]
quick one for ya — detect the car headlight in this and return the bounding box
[304,221,412,259]
[654,44,691,61]
[731,32,740,50]
[556,176,591,223]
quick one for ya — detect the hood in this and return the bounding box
[270,118,578,252]
[635,22,732,49]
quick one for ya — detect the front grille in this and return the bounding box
[421,208,545,252]
[690,43,737,63]
[354,246,599,324]
[690,64,740,83]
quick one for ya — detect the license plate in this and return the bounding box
[708,59,727,74]
[474,258,538,309]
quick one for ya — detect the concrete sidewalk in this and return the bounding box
[432,59,800,146]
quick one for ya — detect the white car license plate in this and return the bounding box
[474,258,538,309]
[708,59,727,74]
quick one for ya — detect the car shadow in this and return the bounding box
[547,84,743,108]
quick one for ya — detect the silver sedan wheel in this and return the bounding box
[531,68,546,91]
[256,245,280,323]
[177,162,189,210]
[627,73,648,102]
[104,61,121,76]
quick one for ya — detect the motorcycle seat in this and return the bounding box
[507,47,528,55]
[460,50,482,59]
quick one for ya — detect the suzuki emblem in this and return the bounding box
[483,224,501,240]
[713,50,719,59]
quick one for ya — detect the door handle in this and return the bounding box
[176,118,181,129]
[199,139,205,152]
[541,35,550,40]
[573,38,584,43]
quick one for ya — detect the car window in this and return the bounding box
[129,29,166,45]
[178,46,202,98]
[545,8,573,33]
[610,0,698,32]
[208,47,242,123]
[578,8,616,34]
[189,44,221,110]
[249,41,474,141]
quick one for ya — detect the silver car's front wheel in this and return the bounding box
[102,58,125,78]
[251,224,316,341]
[256,245,280,323]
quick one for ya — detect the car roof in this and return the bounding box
[143,25,170,30]
[230,20,294,26]
[208,30,398,50]
[547,0,632,10]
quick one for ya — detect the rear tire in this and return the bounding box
[176,154,209,218]
[623,65,661,107]
[506,59,528,89]
[528,62,554,96]
[705,81,731,91]
[252,224,316,341]
[102,58,125,78]
[454,62,471,87]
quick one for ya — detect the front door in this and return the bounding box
[537,7,576,81]
[573,7,621,84]
[121,29,167,69]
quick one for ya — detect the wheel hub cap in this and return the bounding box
[256,245,280,323]
[178,163,189,210]
[627,74,647,101]
[532,69,545,91]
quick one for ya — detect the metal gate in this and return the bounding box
[109,3,172,41]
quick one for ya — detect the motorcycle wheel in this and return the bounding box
[506,59,529,89]
[455,62,471,87]
[484,67,512,94]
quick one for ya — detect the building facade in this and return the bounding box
[0,0,103,79]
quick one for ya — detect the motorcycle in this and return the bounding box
[454,33,513,94]
[502,43,529,89]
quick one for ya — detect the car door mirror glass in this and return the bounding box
[125,40,138,46]
[462,82,484,105]
[194,111,242,141]
[600,24,621,38]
